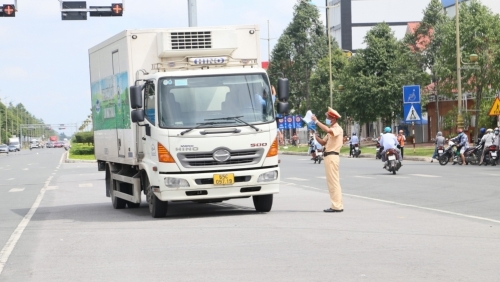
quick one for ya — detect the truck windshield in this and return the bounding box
[158,74,274,128]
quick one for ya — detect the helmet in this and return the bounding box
[384,127,391,133]
[380,133,383,136]
[437,131,442,136]
[487,128,493,133]
[352,133,356,136]
[480,128,486,134]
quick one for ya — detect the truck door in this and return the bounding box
[112,50,126,158]
[142,82,156,160]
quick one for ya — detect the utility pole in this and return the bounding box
[455,0,463,130]
[188,0,197,27]
[260,20,276,64]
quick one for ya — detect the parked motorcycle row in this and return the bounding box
[437,140,498,166]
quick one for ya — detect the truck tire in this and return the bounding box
[253,194,273,212]
[149,193,168,218]
[127,202,140,208]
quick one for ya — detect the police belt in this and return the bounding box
[323,151,339,157]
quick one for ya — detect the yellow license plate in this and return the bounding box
[213,173,235,185]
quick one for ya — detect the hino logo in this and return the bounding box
[176,145,199,151]
[213,149,231,162]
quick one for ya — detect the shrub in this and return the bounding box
[70,146,94,155]
[74,131,94,145]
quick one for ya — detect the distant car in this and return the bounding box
[0,144,9,154]
[46,142,54,148]
[8,145,17,152]
[54,142,64,148]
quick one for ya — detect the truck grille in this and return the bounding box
[171,31,212,50]
[177,149,264,168]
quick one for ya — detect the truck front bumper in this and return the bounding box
[155,167,279,201]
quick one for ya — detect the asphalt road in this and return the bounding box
[0,150,499,281]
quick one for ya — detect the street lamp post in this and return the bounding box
[455,0,464,130]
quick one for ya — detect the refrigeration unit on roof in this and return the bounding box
[157,28,238,58]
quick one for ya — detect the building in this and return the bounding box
[327,0,432,51]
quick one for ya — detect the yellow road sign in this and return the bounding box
[488,97,500,116]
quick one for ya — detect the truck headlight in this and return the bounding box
[257,170,278,182]
[164,177,190,188]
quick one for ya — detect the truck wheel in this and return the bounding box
[253,194,273,212]
[127,202,140,208]
[149,193,168,218]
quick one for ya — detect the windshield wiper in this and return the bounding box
[205,116,260,132]
[180,121,233,135]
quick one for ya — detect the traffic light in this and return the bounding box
[111,3,123,16]
[1,4,16,17]
[61,1,87,21]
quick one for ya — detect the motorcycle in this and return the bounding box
[375,143,383,159]
[384,148,401,174]
[438,140,459,165]
[463,143,483,165]
[483,145,498,166]
[351,143,361,158]
[312,148,323,164]
[309,138,323,164]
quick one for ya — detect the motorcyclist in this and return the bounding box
[431,131,446,163]
[308,133,322,160]
[349,132,359,158]
[380,127,402,168]
[494,127,500,165]
[479,128,495,166]
[451,128,468,165]
[477,127,486,145]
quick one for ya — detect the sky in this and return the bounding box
[0,0,329,135]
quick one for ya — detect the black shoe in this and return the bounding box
[452,162,457,165]
[323,208,343,213]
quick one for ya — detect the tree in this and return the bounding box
[268,0,328,112]
[435,0,500,140]
[338,23,426,125]
[309,47,348,119]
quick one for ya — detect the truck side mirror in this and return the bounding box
[131,109,145,123]
[130,85,143,109]
[277,78,289,101]
[277,102,289,114]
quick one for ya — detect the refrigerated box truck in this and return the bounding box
[89,25,289,218]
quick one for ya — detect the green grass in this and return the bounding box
[68,143,95,160]
[68,153,96,160]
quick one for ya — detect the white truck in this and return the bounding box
[8,137,20,151]
[89,25,289,218]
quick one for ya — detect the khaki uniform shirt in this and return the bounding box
[322,123,344,153]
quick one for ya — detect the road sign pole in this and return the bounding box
[412,121,415,153]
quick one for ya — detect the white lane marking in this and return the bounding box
[344,193,500,224]
[410,174,441,178]
[287,177,308,181]
[354,176,374,179]
[0,152,64,275]
[22,168,28,171]
[0,176,53,275]
[8,188,25,193]
[7,178,14,181]
[317,176,326,179]
[79,183,93,188]
[46,186,58,191]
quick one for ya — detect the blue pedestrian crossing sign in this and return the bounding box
[403,85,420,104]
[404,103,421,122]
